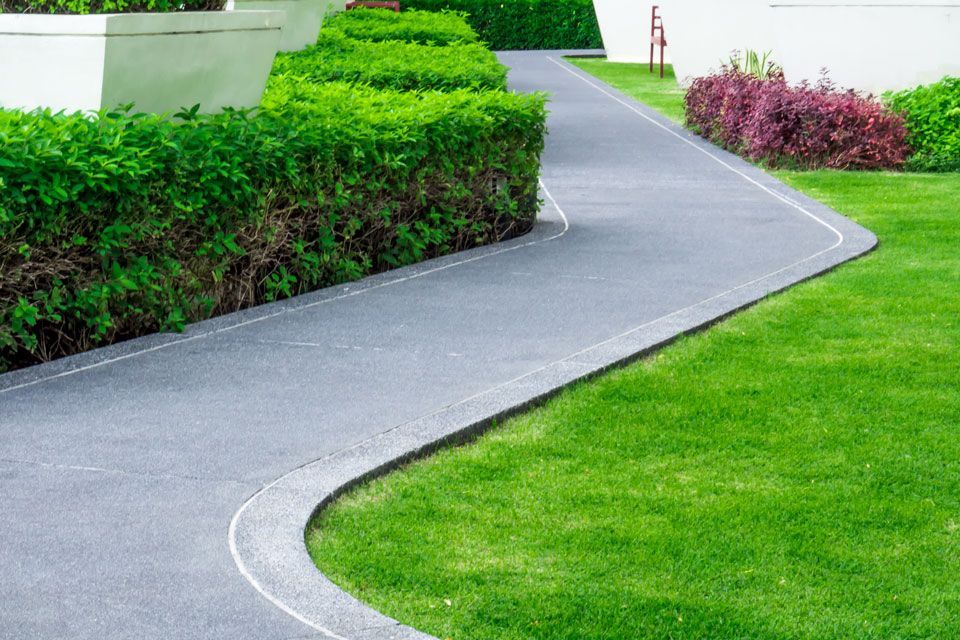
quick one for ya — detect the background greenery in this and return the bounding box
[401,0,602,50]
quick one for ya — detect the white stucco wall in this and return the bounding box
[592,0,674,64]
[657,0,774,85]
[771,1,960,94]
[592,0,653,63]
[0,11,284,114]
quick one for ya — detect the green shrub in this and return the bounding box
[0,83,546,371]
[0,0,221,13]
[889,77,960,172]
[273,30,507,92]
[323,7,478,45]
[400,0,602,50]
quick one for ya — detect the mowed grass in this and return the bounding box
[306,62,960,639]
[565,58,686,123]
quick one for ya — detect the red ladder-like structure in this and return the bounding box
[649,5,667,78]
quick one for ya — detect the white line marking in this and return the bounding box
[0,181,569,397]
[229,56,863,637]
[545,56,844,249]
[227,181,570,639]
[227,510,352,640]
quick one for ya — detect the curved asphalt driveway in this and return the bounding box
[0,52,874,639]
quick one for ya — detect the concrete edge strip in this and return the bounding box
[228,54,879,639]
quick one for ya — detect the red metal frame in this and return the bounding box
[649,5,667,79]
[345,1,400,11]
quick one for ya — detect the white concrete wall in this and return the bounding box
[592,0,652,63]
[0,11,284,114]
[227,0,328,51]
[658,0,774,85]
[592,0,673,64]
[771,1,960,94]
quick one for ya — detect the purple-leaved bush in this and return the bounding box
[685,69,911,170]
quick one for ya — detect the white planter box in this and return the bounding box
[658,0,773,85]
[228,0,332,51]
[0,11,284,114]
[771,1,960,94]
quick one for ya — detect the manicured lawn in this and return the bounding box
[565,58,686,123]
[306,62,960,639]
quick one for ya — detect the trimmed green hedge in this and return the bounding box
[889,77,960,173]
[400,0,602,50]
[0,0,221,13]
[0,85,545,371]
[323,7,478,45]
[273,31,507,92]
[0,10,546,372]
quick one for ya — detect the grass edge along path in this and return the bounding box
[307,61,960,640]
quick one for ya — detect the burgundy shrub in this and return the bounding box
[685,69,911,170]
[686,70,782,151]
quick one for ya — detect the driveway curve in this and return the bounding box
[0,52,875,640]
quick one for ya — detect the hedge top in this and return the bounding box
[273,30,507,92]
[323,7,479,45]
[0,0,222,13]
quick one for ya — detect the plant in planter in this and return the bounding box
[0,0,284,114]
[0,0,222,11]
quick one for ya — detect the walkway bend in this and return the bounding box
[0,52,875,640]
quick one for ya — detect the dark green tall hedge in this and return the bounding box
[400,0,602,50]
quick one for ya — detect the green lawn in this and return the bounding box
[565,58,686,123]
[306,61,960,640]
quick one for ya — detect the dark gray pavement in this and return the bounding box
[0,52,874,639]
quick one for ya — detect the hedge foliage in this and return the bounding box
[686,70,910,170]
[889,77,960,173]
[273,30,506,92]
[400,0,602,50]
[323,7,478,45]
[0,12,546,372]
[0,0,221,13]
